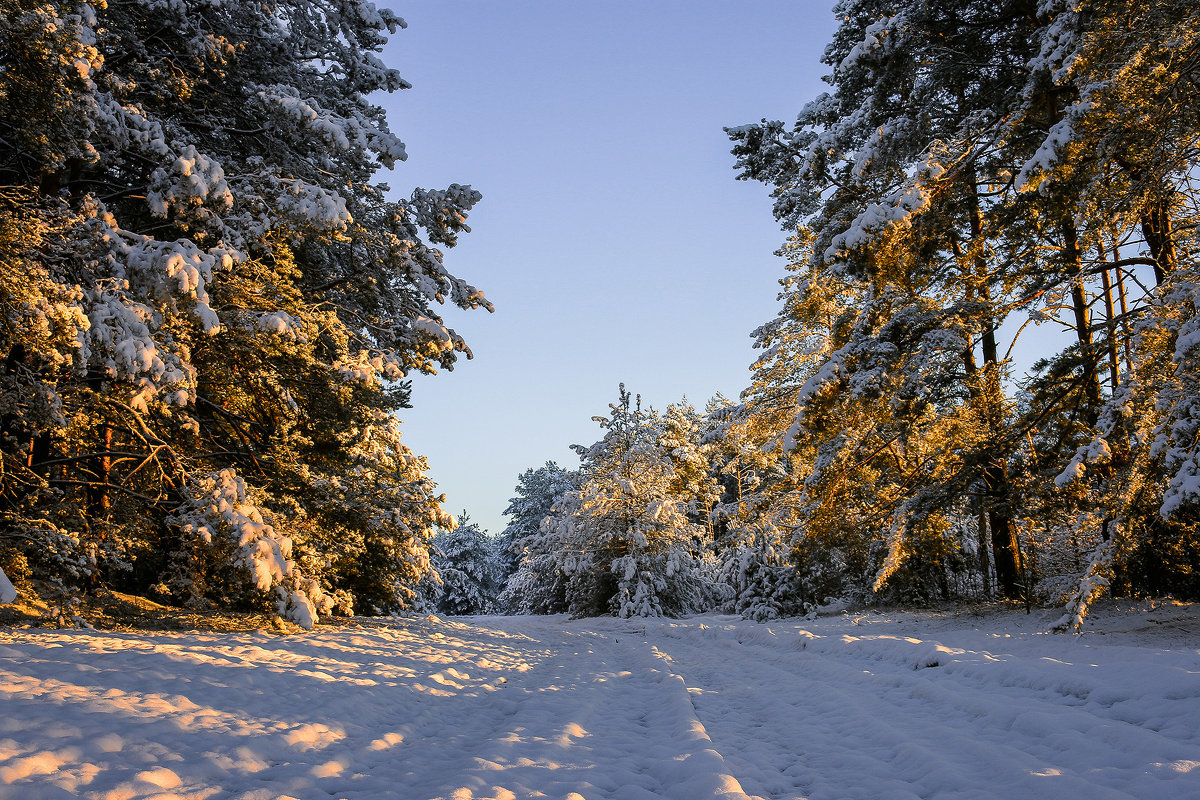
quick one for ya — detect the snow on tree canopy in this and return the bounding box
[724,0,1200,622]
[0,0,486,618]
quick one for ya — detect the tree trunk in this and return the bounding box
[965,178,1024,599]
[1114,252,1133,374]
[26,433,51,473]
[1140,197,1176,283]
[989,506,1021,600]
[87,424,114,518]
[1099,262,1121,390]
[1061,221,1103,420]
[977,490,991,597]
[985,463,1023,598]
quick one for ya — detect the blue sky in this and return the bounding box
[380,2,837,534]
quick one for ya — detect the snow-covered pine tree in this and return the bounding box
[431,516,499,616]
[704,399,801,619]
[549,386,717,619]
[1025,0,1200,627]
[495,462,578,583]
[495,461,579,614]
[659,399,722,534]
[0,0,485,625]
[727,0,1044,602]
[497,496,575,616]
[727,0,1199,620]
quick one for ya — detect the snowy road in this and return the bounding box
[2,605,1198,799]
[619,615,1200,800]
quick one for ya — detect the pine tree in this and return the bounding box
[495,462,578,587]
[1038,0,1200,626]
[0,0,486,624]
[431,516,499,616]
[550,387,717,618]
[727,0,1200,620]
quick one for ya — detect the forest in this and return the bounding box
[1,0,1197,631]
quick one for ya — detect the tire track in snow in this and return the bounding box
[3,612,1194,799]
[640,619,1198,800]
[448,618,753,800]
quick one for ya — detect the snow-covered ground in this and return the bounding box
[2,602,1198,800]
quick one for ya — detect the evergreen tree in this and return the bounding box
[0,0,486,624]
[495,462,577,586]
[551,386,717,618]
[727,0,1199,619]
[431,516,499,616]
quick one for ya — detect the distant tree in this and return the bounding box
[497,526,571,615]
[495,462,577,584]
[659,399,723,534]
[706,400,801,620]
[551,387,717,618]
[431,516,499,616]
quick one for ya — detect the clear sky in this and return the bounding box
[379,1,837,535]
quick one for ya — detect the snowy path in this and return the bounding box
[621,616,1200,800]
[1,605,1198,799]
[377,622,747,799]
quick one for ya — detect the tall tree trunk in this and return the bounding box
[1098,250,1121,390]
[985,463,1023,598]
[1140,197,1177,283]
[1110,237,1134,373]
[26,435,51,473]
[977,489,991,597]
[961,179,1023,599]
[1061,221,1103,420]
[87,424,114,518]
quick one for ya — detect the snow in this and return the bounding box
[1015,112,1082,193]
[0,569,14,605]
[146,145,234,219]
[2,603,1198,799]
[256,86,408,168]
[275,178,353,230]
[178,470,334,629]
[1056,436,1115,488]
[837,14,907,75]
[825,158,944,261]
[257,310,302,339]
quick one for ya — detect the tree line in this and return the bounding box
[489,0,1199,627]
[3,0,1196,630]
